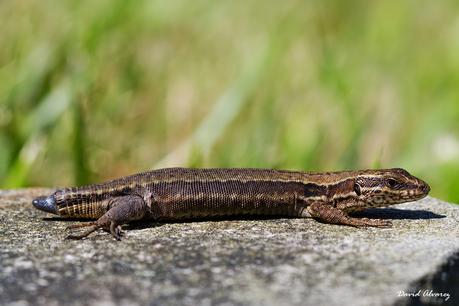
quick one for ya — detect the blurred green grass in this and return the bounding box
[1,0,458,203]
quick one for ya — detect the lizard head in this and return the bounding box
[354,168,430,206]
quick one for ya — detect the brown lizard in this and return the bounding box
[31,167,430,240]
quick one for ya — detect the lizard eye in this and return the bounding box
[354,182,362,196]
[386,178,398,188]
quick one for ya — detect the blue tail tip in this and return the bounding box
[32,195,58,214]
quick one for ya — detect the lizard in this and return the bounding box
[31,167,430,240]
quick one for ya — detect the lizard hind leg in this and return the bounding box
[66,194,149,240]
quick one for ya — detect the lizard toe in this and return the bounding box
[110,223,123,241]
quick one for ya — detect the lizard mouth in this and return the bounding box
[32,195,58,214]
[414,180,430,199]
[420,181,430,195]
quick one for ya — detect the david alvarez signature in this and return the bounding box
[398,289,450,301]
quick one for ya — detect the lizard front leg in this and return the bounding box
[307,201,392,228]
[66,194,150,240]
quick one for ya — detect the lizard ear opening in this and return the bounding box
[354,182,362,196]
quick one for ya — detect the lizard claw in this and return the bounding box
[110,223,124,241]
[361,218,393,228]
[66,224,99,240]
[66,233,87,240]
[377,219,393,228]
[66,221,96,230]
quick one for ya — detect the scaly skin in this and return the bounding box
[32,167,430,240]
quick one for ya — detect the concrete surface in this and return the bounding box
[0,189,458,306]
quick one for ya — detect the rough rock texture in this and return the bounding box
[0,189,458,306]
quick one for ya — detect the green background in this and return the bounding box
[1,1,458,203]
